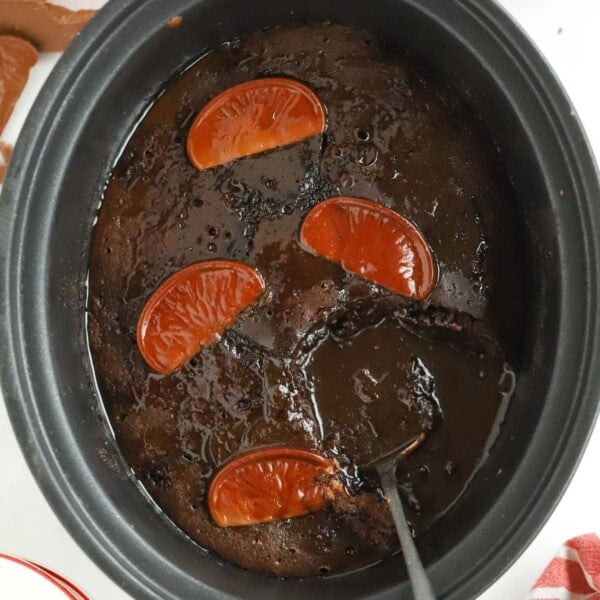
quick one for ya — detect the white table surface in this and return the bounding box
[1,0,599,598]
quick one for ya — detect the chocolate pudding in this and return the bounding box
[88,24,524,577]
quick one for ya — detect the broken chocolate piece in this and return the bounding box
[0,0,96,52]
[0,141,12,181]
[0,35,38,133]
[0,35,38,182]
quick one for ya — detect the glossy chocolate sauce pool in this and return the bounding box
[88,24,525,577]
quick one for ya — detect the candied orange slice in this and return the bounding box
[186,77,325,170]
[299,197,436,300]
[137,261,264,374]
[208,447,338,527]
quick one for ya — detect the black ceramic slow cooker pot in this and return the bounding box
[1,0,599,598]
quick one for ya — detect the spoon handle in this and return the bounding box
[377,461,436,600]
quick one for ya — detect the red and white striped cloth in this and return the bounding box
[528,534,600,600]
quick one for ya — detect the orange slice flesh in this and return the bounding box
[186,77,326,170]
[137,260,264,374]
[208,447,338,527]
[299,196,436,300]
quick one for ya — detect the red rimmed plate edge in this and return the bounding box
[0,553,89,599]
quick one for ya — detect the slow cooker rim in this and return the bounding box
[1,0,599,599]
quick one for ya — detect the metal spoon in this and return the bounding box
[368,435,436,600]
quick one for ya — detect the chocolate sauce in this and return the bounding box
[88,24,525,577]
